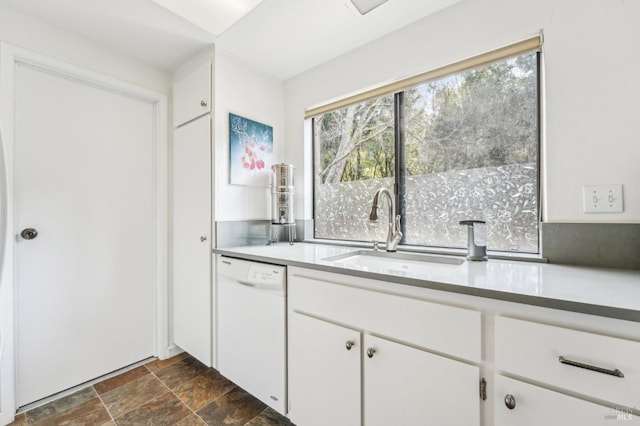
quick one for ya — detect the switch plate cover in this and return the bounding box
[583,184,624,213]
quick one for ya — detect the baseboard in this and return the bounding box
[166,344,184,359]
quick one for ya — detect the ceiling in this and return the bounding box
[0,0,460,80]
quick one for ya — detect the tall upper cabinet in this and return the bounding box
[172,57,214,367]
[173,61,212,127]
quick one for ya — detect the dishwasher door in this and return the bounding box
[217,256,286,414]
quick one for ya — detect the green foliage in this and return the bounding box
[314,52,538,183]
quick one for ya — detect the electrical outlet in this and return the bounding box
[583,184,623,213]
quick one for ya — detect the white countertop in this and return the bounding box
[214,242,640,321]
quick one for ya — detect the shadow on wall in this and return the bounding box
[0,124,6,415]
[0,125,5,284]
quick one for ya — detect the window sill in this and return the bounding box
[303,238,548,264]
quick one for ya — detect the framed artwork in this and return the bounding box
[229,113,274,186]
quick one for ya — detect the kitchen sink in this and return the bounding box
[322,250,464,276]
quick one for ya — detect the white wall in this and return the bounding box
[214,47,285,221]
[283,0,640,223]
[0,5,170,93]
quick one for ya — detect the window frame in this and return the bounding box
[310,43,542,254]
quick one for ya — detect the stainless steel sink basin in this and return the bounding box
[322,250,464,276]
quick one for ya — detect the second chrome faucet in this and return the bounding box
[369,188,402,252]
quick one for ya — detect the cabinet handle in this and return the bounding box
[200,100,207,108]
[345,340,355,350]
[200,235,208,242]
[558,356,624,378]
[504,394,516,409]
[366,347,376,358]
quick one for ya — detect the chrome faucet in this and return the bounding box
[369,188,402,252]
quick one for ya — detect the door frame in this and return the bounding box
[0,42,169,423]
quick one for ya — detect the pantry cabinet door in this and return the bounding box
[288,312,361,426]
[363,334,480,426]
[172,114,212,366]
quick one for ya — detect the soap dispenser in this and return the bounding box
[459,220,488,261]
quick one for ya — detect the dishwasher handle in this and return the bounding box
[235,280,256,288]
[220,276,285,294]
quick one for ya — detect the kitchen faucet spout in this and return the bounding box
[369,188,402,252]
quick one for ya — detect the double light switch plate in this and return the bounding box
[583,184,624,213]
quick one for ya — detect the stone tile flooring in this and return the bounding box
[9,353,294,425]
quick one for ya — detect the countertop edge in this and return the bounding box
[213,248,640,323]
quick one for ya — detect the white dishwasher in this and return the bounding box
[217,256,287,414]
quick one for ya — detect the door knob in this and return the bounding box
[21,228,38,240]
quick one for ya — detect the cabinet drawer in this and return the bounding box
[494,375,637,425]
[495,316,640,408]
[289,271,481,363]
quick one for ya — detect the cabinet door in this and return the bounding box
[364,334,480,426]
[288,313,361,426]
[494,375,638,425]
[173,61,211,126]
[172,115,212,366]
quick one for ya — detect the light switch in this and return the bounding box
[583,184,624,213]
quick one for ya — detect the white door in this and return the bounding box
[15,64,155,407]
[172,115,211,366]
[363,334,480,426]
[288,312,361,426]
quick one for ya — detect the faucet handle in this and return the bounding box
[372,241,381,251]
[394,215,402,232]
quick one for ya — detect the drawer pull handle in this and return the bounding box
[345,340,355,350]
[558,356,624,378]
[366,347,376,358]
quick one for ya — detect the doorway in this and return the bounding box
[0,45,168,414]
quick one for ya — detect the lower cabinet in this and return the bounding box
[494,316,640,425]
[364,334,479,426]
[494,375,637,425]
[288,312,361,426]
[288,312,480,426]
[287,266,640,425]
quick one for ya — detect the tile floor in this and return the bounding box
[9,353,294,426]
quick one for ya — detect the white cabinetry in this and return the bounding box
[364,333,479,426]
[219,246,640,425]
[173,61,211,126]
[287,267,481,426]
[494,316,640,425]
[172,59,213,366]
[288,313,360,426]
[494,375,623,426]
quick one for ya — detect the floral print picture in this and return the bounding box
[229,113,273,186]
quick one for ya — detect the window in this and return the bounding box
[313,43,540,253]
